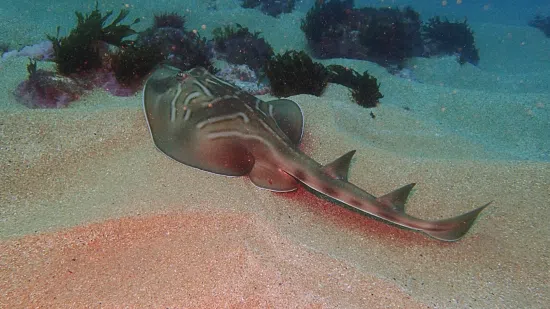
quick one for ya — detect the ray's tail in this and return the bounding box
[321,151,491,242]
[376,183,491,241]
[419,202,491,241]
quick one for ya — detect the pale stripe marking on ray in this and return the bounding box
[242,103,287,145]
[183,91,201,107]
[170,83,183,123]
[195,112,250,129]
[206,76,237,89]
[193,81,213,97]
[200,95,240,108]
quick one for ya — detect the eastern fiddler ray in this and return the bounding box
[142,65,490,241]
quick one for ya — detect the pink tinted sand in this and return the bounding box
[1,212,424,308]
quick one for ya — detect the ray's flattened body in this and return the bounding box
[143,65,490,241]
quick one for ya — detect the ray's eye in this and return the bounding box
[176,72,189,81]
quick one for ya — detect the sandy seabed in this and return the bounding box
[1,1,550,308]
[0,63,548,307]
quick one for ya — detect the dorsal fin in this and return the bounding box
[268,99,304,145]
[322,150,356,181]
[376,183,416,212]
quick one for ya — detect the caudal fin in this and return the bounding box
[421,202,491,241]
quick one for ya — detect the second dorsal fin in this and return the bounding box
[376,183,416,212]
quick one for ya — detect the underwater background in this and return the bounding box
[1,0,549,308]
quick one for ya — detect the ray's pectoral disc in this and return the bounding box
[143,65,257,176]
